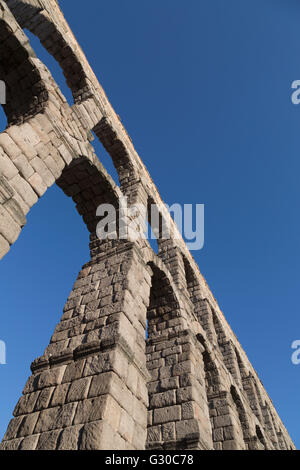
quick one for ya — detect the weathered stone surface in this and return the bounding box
[0,133,21,159]
[73,396,106,425]
[175,419,200,441]
[14,392,39,417]
[34,403,76,434]
[80,421,116,450]
[0,438,23,450]
[58,424,83,450]
[36,430,61,450]
[28,172,47,197]
[50,383,70,407]
[153,406,181,425]
[13,154,34,180]
[66,377,91,403]
[9,174,38,208]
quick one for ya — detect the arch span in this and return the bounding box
[5,0,92,103]
[0,4,48,126]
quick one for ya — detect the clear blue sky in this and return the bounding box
[0,0,299,447]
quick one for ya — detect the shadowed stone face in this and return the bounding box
[0,0,295,451]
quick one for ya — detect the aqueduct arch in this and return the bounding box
[0,0,295,450]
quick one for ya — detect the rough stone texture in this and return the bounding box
[0,0,295,451]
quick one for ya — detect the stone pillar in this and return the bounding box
[193,299,218,346]
[207,390,247,450]
[261,406,280,450]
[0,236,152,450]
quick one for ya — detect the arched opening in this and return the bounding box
[212,309,226,345]
[259,402,280,449]
[253,380,264,410]
[0,182,90,442]
[93,118,137,191]
[197,334,221,396]
[230,385,250,447]
[90,131,120,186]
[196,333,225,450]
[256,425,266,449]
[24,29,73,106]
[269,410,288,450]
[145,262,182,448]
[212,311,242,385]
[181,254,208,329]
[202,350,221,448]
[212,310,233,373]
[146,263,180,341]
[56,157,120,234]
[182,253,196,291]
[241,374,265,426]
[18,28,123,213]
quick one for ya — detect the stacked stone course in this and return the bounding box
[0,0,295,450]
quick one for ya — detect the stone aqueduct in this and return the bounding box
[0,0,295,450]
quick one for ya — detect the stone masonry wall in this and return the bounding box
[0,0,295,450]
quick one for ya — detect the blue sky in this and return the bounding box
[0,0,299,447]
